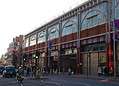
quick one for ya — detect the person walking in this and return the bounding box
[104,66,108,76]
[97,65,102,76]
[16,67,24,86]
[26,67,30,77]
[32,66,36,78]
[68,67,71,75]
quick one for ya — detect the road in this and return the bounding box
[0,76,58,86]
[45,75,119,86]
[0,75,119,86]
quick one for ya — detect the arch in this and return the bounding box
[48,25,59,40]
[38,30,46,43]
[81,9,107,29]
[115,0,119,8]
[62,19,77,36]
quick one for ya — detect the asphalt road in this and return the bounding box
[0,77,58,86]
[0,75,119,86]
[47,75,119,86]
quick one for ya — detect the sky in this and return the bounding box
[0,0,88,57]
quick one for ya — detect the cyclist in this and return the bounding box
[16,67,24,86]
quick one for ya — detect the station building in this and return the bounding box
[23,0,119,76]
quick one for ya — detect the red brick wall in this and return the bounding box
[61,33,77,43]
[37,42,46,49]
[80,24,106,38]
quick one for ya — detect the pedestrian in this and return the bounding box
[17,67,23,76]
[32,66,36,78]
[97,65,102,76]
[68,67,71,75]
[104,66,108,76]
[26,67,30,77]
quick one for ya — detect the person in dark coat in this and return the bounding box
[26,67,31,77]
[104,66,108,76]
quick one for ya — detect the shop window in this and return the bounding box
[87,39,92,44]
[99,53,106,64]
[99,36,105,42]
[73,48,77,54]
[82,43,105,52]
[73,42,76,47]
[92,37,98,43]
[93,44,99,51]
[81,40,87,45]
[65,49,73,55]
[99,45,105,51]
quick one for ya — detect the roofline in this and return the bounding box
[25,0,108,37]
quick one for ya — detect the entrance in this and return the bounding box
[82,52,98,76]
[60,55,76,74]
[90,53,98,75]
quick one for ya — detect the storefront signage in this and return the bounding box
[65,49,72,55]
[51,51,58,56]
[114,19,119,28]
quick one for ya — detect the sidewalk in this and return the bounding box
[70,74,119,82]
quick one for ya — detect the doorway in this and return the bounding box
[82,52,98,76]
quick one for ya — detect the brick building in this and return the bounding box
[23,0,119,76]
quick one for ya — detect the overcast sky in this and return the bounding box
[0,0,88,56]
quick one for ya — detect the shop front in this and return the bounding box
[47,46,59,74]
[81,51,106,76]
[80,36,107,76]
[60,42,77,74]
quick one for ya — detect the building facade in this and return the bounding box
[23,0,119,76]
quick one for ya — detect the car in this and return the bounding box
[0,66,5,75]
[3,66,17,78]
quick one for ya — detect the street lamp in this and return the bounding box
[36,56,39,59]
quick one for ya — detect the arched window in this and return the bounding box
[62,20,77,36]
[48,25,59,40]
[38,30,46,43]
[81,10,105,30]
[25,38,29,47]
[30,34,36,46]
[81,2,107,30]
[115,0,119,19]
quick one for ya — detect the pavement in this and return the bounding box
[70,74,119,82]
[42,74,119,86]
[1,74,119,86]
